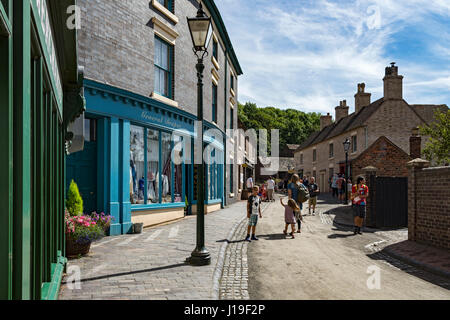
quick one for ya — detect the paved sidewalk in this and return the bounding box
[59,200,252,300]
[382,240,450,279]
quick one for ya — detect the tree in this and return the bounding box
[66,180,84,216]
[238,102,320,152]
[419,109,450,166]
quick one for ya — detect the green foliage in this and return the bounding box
[66,180,84,216]
[238,102,321,152]
[419,109,450,165]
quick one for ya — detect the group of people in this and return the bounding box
[330,173,353,204]
[244,173,369,241]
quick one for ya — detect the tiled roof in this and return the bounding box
[410,104,448,125]
[297,98,384,151]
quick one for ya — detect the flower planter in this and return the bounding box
[66,237,92,258]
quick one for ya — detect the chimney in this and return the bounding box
[320,113,332,130]
[383,62,403,100]
[354,83,371,113]
[335,100,349,122]
[410,127,421,159]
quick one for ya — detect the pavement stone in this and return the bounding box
[59,200,251,300]
[218,200,273,300]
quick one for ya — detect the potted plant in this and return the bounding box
[65,211,104,258]
[90,212,114,235]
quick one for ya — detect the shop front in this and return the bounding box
[67,80,226,235]
[0,0,84,300]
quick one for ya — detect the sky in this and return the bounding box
[214,0,450,116]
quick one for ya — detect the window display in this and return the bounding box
[130,125,145,204]
[147,130,159,203]
[130,124,184,206]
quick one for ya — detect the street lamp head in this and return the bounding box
[343,138,351,153]
[187,2,213,58]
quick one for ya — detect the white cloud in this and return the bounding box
[216,0,450,116]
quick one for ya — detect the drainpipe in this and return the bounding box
[223,49,228,208]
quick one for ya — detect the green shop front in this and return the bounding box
[66,80,226,235]
[0,0,84,300]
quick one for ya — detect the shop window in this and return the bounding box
[130,126,145,204]
[207,147,222,201]
[212,84,218,123]
[130,125,183,206]
[154,36,173,98]
[161,132,173,203]
[147,130,160,203]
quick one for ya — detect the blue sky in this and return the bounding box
[215,0,450,116]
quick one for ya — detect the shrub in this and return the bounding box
[66,180,83,216]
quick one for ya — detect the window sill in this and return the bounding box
[131,202,185,212]
[212,56,220,71]
[329,157,334,160]
[151,0,179,24]
[229,193,235,198]
[230,87,235,97]
[150,92,179,108]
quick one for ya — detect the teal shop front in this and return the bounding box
[67,80,225,235]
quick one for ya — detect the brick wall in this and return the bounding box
[352,136,411,179]
[408,161,450,250]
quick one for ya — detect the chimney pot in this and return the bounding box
[354,83,371,113]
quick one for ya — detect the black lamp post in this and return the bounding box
[343,138,351,205]
[186,2,212,266]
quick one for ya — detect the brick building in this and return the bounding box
[294,63,448,192]
[67,0,243,233]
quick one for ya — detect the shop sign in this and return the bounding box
[141,111,185,130]
[31,0,63,113]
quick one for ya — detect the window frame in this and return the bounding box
[154,36,174,99]
[130,123,186,209]
[212,83,218,123]
[352,135,357,153]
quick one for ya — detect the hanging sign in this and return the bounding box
[31,0,64,114]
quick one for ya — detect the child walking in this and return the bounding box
[245,186,262,242]
[280,197,299,238]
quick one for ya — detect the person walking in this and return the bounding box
[351,176,369,235]
[308,177,319,215]
[331,174,338,198]
[246,176,254,192]
[288,174,307,233]
[280,197,298,238]
[246,186,262,242]
[267,177,275,202]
